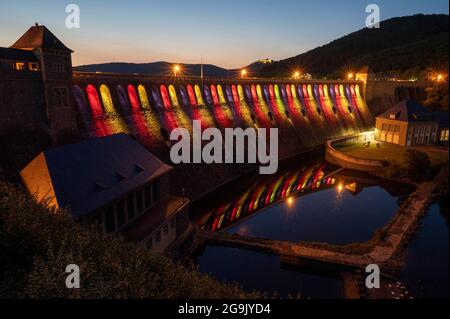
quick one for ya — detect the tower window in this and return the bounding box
[29,63,40,71]
[53,87,69,107]
[14,62,25,70]
[52,63,66,72]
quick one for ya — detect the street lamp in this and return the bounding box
[173,64,181,77]
[347,72,354,80]
[437,74,444,82]
[293,71,300,80]
[241,69,247,79]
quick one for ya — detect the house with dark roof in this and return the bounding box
[374,99,439,146]
[20,133,190,253]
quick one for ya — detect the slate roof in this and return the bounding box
[11,25,73,52]
[432,111,449,128]
[376,99,434,122]
[21,133,172,219]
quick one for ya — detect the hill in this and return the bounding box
[74,61,229,77]
[260,14,449,79]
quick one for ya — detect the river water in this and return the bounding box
[192,152,448,299]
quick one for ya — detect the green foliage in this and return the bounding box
[423,83,449,111]
[0,182,258,299]
[403,149,432,181]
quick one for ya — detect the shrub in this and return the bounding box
[403,149,432,181]
[0,182,258,299]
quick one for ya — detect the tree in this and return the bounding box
[403,149,432,181]
[0,182,259,299]
[423,83,449,111]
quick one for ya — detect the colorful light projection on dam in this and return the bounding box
[72,81,372,150]
[195,162,338,232]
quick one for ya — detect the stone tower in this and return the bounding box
[11,24,77,133]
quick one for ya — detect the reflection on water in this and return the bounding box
[194,154,411,245]
[227,185,404,244]
[196,246,344,299]
[400,201,449,299]
[193,153,420,299]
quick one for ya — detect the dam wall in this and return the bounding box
[364,80,431,116]
[71,72,374,162]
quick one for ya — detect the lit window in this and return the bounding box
[29,63,40,71]
[14,62,25,70]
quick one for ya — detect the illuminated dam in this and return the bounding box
[72,72,373,160]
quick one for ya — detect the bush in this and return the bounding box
[0,182,258,299]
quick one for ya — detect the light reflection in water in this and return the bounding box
[196,162,336,232]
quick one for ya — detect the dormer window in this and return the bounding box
[14,62,25,70]
[389,113,397,119]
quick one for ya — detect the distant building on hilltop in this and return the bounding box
[20,133,190,253]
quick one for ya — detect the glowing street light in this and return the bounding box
[287,197,294,207]
[173,64,181,77]
[293,71,300,80]
[241,69,247,79]
[437,74,444,82]
[347,72,354,80]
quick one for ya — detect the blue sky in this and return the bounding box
[0,0,448,68]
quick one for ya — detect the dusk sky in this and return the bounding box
[0,0,448,68]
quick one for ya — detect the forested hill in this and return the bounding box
[260,14,449,79]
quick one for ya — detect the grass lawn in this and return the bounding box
[336,141,448,166]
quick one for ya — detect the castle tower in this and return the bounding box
[11,24,77,133]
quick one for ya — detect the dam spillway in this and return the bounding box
[72,73,374,161]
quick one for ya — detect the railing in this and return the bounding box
[72,71,364,84]
[325,132,385,172]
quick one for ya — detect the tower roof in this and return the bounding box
[11,24,73,52]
